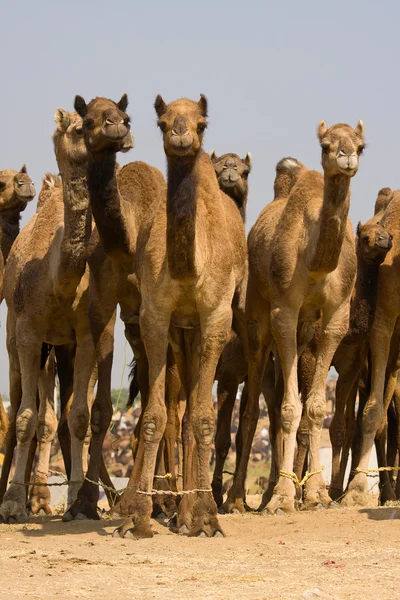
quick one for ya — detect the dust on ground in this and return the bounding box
[0,495,399,600]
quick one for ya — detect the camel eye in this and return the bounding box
[358,144,365,155]
[362,235,369,242]
[321,142,330,153]
[242,171,249,180]
[83,118,94,129]
[158,121,167,132]
[75,126,83,135]
[197,122,207,133]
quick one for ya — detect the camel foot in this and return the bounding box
[0,485,29,524]
[28,482,52,516]
[265,478,296,515]
[189,495,224,538]
[257,482,276,512]
[328,486,344,502]
[178,524,190,536]
[62,497,101,522]
[341,474,369,507]
[303,474,333,511]
[379,481,397,506]
[113,517,153,539]
[220,496,246,515]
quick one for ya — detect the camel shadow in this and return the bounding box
[359,506,400,521]
[3,514,124,537]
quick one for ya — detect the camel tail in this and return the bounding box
[127,357,140,408]
[40,343,53,370]
[274,157,306,201]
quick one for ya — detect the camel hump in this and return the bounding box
[274,157,307,201]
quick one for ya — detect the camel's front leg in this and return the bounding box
[266,306,302,515]
[113,308,170,540]
[304,303,349,509]
[0,318,42,524]
[343,307,396,507]
[189,307,232,537]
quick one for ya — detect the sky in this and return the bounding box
[0,0,399,393]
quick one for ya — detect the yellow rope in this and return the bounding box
[279,466,325,488]
[355,466,400,477]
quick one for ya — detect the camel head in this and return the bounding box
[0,166,36,210]
[53,109,89,170]
[356,221,392,265]
[210,151,252,194]
[73,95,134,155]
[318,121,365,178]
[374,187,394,215]
[155,95,208,158]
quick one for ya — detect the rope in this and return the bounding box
[353,466,400,478]
[279,466,325,488]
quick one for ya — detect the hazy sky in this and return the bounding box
[0,0,399,393]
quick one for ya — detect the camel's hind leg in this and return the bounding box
[55,343,76,479]
[0,317,42,524]
[28,349,57,516]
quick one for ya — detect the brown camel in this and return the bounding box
[74,93,246,538]
[0,166,35,470]
[0,109,98,523]
[67,94,170,523]
[343,187,400,507]
[224,121,365,514]
[207,151,251,507]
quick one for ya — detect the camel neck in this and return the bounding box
[0,201,25,263]
[166,153,199,280]
[344,257,381,344]
[56,167,92,297]
[86,151,133,262]
[310,174,351,273]
[224,186,247,223]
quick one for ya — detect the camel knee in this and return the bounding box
[281,398,301,434]
[363,400,384,435]
[68,407,90,441]
[142,406,167,443]
[192,412,214,447]
[37,411,58,444]
[306,393,326,428]
[16,409,37,444]
[90,400,113,436]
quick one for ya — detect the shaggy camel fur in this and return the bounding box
[206,151,251,506]
[77,94,246,539]
[343,188,400,506]
[68,94,169,523]
[225,121,365,514]
[0,110,98,523]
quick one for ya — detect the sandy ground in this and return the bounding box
[0,495,399,600]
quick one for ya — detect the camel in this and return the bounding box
[343,187,400,507]
[206,151,251,507]
[73,93,246,538]
[66,94,171,523]
[0,166,35,473]
[224,121,365,514]
[0,109,99,523]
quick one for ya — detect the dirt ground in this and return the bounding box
[0,495,399,600]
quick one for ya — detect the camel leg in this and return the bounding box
[55,343,76,479]
[28,350,57,516]
[340,378,359,490]
[188,309,232,538]
[64,306,114,521]
[0,333,21,503]
[211,373,239,507]
[343,308,396,506]
[392,379,400,498]
[163,353,181,493]
[0,395,9,453]
[303,304,349,510]
[62,333,96,518]
[0,319,42,524]
[113,309,170,540]
[223,289,272,514]
[257,356,281,511]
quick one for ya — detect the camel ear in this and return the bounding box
[318,120,328,141]
[244,152,252,170]
[117,93,128,112]
[355,120,364,137]
[356,221,362,237]
[54,108,71,130]
[74,95,88,118]
[209,149,218,162]
[198,94,208,118]
[19,164,27,174]
[154,95,167,118]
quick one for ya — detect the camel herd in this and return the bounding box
[0,93,398,539]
